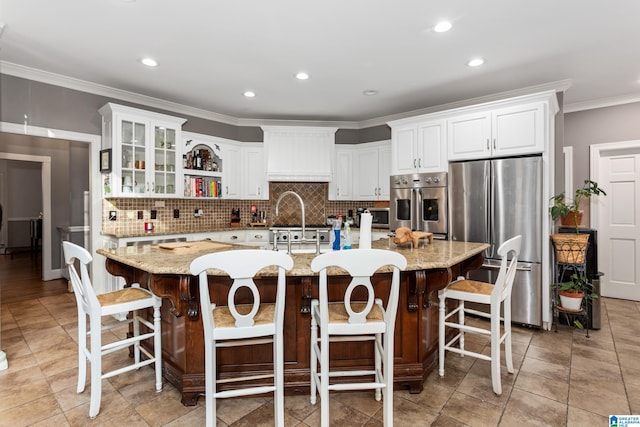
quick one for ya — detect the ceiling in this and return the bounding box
[2,0,640,127]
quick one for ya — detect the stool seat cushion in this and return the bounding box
[213,303,276,328]
[447,279,494,296]
[327,302,384,323]
[97,287,153,306]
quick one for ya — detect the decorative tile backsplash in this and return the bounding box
[102,182,388,236]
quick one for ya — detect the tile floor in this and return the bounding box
[1,290,639,426]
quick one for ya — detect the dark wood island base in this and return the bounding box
[99,239,487,406]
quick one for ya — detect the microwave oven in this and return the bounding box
[366,208,390,229]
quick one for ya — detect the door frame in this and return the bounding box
[590,139,640,299]
[0,122,101,281]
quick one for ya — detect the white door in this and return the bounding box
[591,140,640,300]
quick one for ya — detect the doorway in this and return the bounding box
[590,140,640,301]
[0,122,102,281]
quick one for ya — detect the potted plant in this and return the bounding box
[550,179,607,234]
[556,273,599,329]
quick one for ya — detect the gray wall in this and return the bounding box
[564,100,640,223]
[1,74,386,144]
[0,133,89,269]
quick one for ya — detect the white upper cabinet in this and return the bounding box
[447,101,548,161]
[353,141,391,201]
[262,126,336,182]
[241,143,268,200]
[328,146,355,200]
[390,119,446,174]
[99,103,186,198]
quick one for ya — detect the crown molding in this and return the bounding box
[563,93,640,113]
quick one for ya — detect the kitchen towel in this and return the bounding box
[359,211,372,249]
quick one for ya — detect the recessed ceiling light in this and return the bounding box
[363,90,379,96]
[244,91,256,98]
[467,57,485,67]
[296,72,310,80]
[434,21,452,33]
[140,57,158,67]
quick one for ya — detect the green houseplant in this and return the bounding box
[550,179,607,234]
[556,273,599,329]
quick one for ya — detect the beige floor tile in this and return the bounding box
[566,406,608,427]
[0,365,51,413]
[0,394,63,427]
[135,393,194,427]
[440,391,502,427]
[498,388,567,427]
[519,356,569,382]
[513,370,569,403]
[524,344,571,366]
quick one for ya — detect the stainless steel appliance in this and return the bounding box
[390,172,448,238]
[449,156,543,327]
[269,225,331,253]
[367,207,390,228]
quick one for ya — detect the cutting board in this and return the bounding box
[157,240,232,252]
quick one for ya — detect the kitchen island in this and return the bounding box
[97,238,488,405]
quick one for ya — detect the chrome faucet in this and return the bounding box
[275,190,306,237]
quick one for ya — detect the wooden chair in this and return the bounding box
[438,235,521,395]
[309,249,407,427]
[62,241,162,419]
[189,249,294,426]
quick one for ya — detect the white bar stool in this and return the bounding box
[310,249,407,427]
[438,235,521,395]
[63,241,163,419]
[190,249,294,427]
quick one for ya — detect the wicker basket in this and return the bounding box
[551,233,590,264]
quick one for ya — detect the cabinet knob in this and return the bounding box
[413,158,417,168]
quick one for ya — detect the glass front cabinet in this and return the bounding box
[99,103,186,198]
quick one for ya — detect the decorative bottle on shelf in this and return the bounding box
[333,215,342,251]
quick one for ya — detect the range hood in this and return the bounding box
[262,126,336,182]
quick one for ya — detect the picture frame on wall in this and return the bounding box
[100,149,112,173]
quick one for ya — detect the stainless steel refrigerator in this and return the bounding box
[449,156,543,327]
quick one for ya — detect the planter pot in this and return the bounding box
[559,290,584,311]
[560,211,583,227]
[551,233,590,264]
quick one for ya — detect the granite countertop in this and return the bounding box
[96,239,489,277]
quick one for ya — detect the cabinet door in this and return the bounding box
[330,148,354,200]
[119,118,149,195]
[354,146,380,200]
[417,120,446,172]
[447,112,491,161]
[221,143,241,199]
[391,125,418,175]
[492,102,545,156]
[378,145,391,199]
[242,145,268,200]
[151,125,179,197]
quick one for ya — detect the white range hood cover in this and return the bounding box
[262,126,337,182]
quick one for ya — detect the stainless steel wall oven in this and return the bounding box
[390,172,448,238]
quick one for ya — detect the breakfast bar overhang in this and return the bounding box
[97,239,489,406]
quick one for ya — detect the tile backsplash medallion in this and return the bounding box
[102,182,389,237]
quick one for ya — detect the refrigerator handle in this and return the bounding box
[484,167,492,257]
